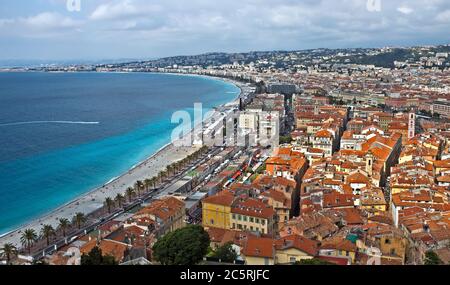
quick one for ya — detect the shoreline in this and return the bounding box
[0,73,244,247]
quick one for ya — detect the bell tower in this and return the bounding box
[366,151,374,177]
[408,113,416,140]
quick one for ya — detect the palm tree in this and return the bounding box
[167,165,174,176]
[144,179,152,192]
[158,171,166,183]
[104,197,115,214]
[115,193,125,208]
[40,224,55,246]
[20,229,38,254]
[135,180,144,196]
[1,243,18,265]
[126,187,135,203]
[150,177,157,189]
[73,212,86,229]
[58,218,70,237]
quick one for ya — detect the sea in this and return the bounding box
[0,72,240,235]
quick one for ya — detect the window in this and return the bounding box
[232,214,236,219]
[243,216,248,222]
[238,215,242,221]
[250,226,254,231]
[385,239,391,245]
[250,217,254,223]
[232,223,236,229]
[261,219,266,225]
[256,218,260,223]
[290,257,297,263]
[210,219,214,225]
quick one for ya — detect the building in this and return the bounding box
[202,191,235,230]
[431,100,450,119]
[231,197,276,236]
[131,196,186,237]
[241,237,275,265]
[274,235,319,264]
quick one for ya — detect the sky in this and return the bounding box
[0,0,449,61]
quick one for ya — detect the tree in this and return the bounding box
[115,193,125,208]
[168,165,175,176]
[144,179,152,192]
[150,177,157,189]
[126,187,135,203]
[211,242,238,263]
[73,212,87,229]
[104,197,115,214]
[58,218,71,237]
[1,243,18,265]
[424,251,443,265]
[40,224,56,246]
[20,229,38,254]
[295,258,334,265]
[152,225,210,265]
[279,135,292,145]
[135,180,144,195]
[81,246,117,265]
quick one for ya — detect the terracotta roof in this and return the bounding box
[315,129,333,138]
[80,239,129,262]
[320,239,357,252]
[135,196,185,221]
[274,235,319,256]
[202,191,235,207]
[242,237,275,258]
[347,172,370,184]
[231,198,275,219]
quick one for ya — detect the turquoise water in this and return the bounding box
[0,72,240,235]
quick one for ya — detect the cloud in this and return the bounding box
[90,0,161,21]
[0,12,82,38]
[1,0,450,59]
[397,5,414,15]
[436,10,450,22]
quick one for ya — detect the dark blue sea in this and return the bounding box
[0,72,240,235]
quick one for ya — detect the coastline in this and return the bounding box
[0,73,244,248]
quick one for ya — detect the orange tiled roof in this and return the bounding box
[202,191,235,207]
[242,237,275,258]
[274,235,319,256]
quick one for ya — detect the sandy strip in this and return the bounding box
[0,76,244,248]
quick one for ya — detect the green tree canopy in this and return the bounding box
[295,258,335,265]
[152,225,210,265]
[81,246,117,265]
[424,251,443,265]
[211,242,238,263]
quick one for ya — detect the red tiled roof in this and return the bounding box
[274,235,319,256]
[242,237,275,258]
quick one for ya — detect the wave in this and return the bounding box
[0,121,100,127]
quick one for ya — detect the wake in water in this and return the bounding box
[0,121,100,127]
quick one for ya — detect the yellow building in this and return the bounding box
[274,235,319,264]
[242,237,275,265]
[202,192,235,230]
[360,188,387,216]
[319,239,357,264]
[230,198,276,236]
